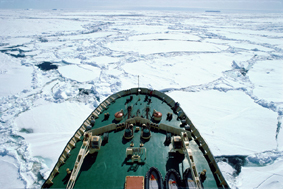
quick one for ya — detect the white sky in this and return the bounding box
[0,0,282,12]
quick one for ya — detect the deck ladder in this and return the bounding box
[66,141,89,189]
[182,137,203,189]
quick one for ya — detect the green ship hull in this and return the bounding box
[42,88,229,189]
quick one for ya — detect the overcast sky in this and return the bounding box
[0,0,282,12]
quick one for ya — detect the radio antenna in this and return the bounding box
[138,75,141,101]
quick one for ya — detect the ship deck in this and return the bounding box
[48,93,220,188]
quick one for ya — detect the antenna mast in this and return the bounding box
[138,75,139,89]
[138,75,141,101]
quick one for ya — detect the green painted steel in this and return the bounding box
[47,94,219,189]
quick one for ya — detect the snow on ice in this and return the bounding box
[0,9,283,188]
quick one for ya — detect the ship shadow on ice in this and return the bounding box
[215,155,247,176]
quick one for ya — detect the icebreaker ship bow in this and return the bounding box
[42,88,229,189]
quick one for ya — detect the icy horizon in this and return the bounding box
[0,0,282,13]
[0,8,282,188]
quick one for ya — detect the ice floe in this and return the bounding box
[0,156,25,188]
[106,40,228,54]
[168,90,278,156]
[15,102,92,166]
[0,53,33,96]
[58,64,101,82]
[238,158,283,189]
[248,60,283,102]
